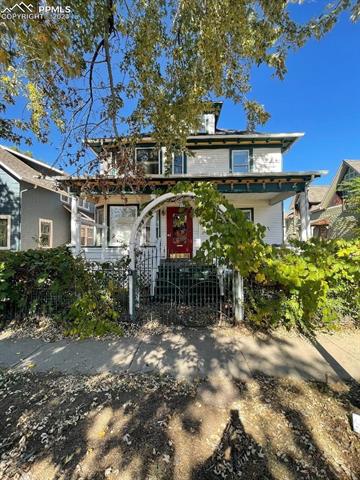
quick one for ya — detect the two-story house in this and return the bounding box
[56,103,323,264]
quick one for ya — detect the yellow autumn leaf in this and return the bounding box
[255,272,266,283]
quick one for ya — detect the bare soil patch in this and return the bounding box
[0,369,359,480]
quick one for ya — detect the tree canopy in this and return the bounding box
[0,0,359,171]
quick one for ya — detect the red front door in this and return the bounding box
[167,207,193,258]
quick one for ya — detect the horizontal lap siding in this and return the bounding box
[252,148,282,172]
[187,149,229,174]
[188,147,282,175]
[20,183,71,250]
[253,203,283,244]
[225,195,283,245]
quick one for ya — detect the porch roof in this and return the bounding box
[55,170,325,204]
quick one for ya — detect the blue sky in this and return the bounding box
[3,3,360,189]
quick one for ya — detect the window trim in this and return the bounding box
[79,198,91,211]
[231,149,250,173]
[0,214,11,250]
[135,147,160,174]
[39,218,53,249]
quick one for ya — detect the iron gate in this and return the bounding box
[134,247,234,326]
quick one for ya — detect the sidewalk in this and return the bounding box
[0,329,359,382]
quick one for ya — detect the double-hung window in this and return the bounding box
[135,147,160,174]
[173,152,185,174]
[81,226,95,246]
[39,219,53,248]
[231,150,250,173]
[0,215,11,249]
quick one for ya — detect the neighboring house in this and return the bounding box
[0,146,94,251]
[56,102,323,263]
[286,159,360,240]
[286,185,329,240]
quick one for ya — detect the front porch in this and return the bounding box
[63,171,321,263]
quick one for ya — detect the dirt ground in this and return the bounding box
[0,369,359,480]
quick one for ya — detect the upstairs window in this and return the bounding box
[79,199,91,211]
[60,187,70,204]
[231,150,250,173]
[39,219,53,248]
[173,153,185,174]
[135,147,160,174]
[0,215,11,249]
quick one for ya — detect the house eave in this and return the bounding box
[54,171,324,198]
[85,132,304,154]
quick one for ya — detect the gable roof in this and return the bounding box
[0,147,66,193]
[320,159,360,210]
[0,145,65,176]
[345,160,360,174]
[308,185,329,204]
[288,184,329,213]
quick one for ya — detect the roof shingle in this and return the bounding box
[0,147,65,193]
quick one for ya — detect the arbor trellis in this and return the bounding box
[0,0,359,175]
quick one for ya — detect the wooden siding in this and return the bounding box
[20,182,71,250]
[226,195,283,245]
[252,148,282,173]
[187,149,229,175]
[187,147,283,175]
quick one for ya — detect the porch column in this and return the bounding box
[101,221,107,261]
[299,189,311,241]
[71,195,80,255]
[233,270,244,324]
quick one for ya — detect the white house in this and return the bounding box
[56,103,322,263]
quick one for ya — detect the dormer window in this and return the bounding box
[231,150,250,173]
[135,147,160,174]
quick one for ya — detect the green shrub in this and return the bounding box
[0,247,125,337]
[170,182,359,332]
[66,293,123,338]
[246,239,360,332]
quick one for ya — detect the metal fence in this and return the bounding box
[134,248,234,326]
[0,261,131,326]
[1,255,236,328]
[1,289,74,326]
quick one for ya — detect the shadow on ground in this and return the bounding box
[0,367,359,480]
[1,328,360,479]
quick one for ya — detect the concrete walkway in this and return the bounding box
[0,329,359,382]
